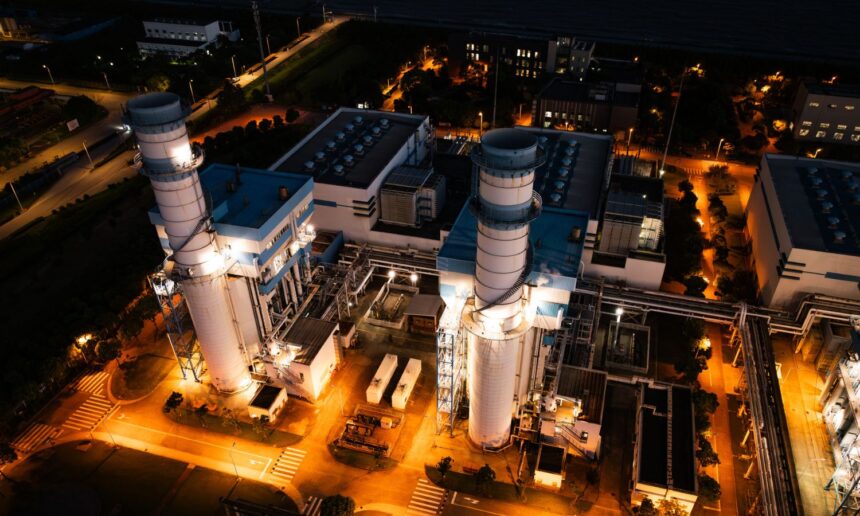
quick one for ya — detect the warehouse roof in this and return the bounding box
[638,383,696,494]
[762,154,860,256]
[271,108,428,189]
[286,317,338,365]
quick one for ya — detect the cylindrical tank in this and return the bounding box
[465,129,543,448]
[127,92,250,393]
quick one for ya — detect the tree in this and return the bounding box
[693,389,719,415]
[716,270,759,304]
[95,337,121,364]
[286,108,300,123]
[0,441,16,480]
[683,276,708,298]
[218,80,247,115]
[437,456,453,482]
[145,74,171,92]
[698,473,721,502]
[636,498,659,516]
[696,436,721,467]
[657,498,688,516]
[474,463,496,495]
[320,494,356,516]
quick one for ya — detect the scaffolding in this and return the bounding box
[436,297,466,435]
[149,269,204,382]
[827,430,860,514]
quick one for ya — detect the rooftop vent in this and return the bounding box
[821,201,834,213]
[816,188,829,200]
[354,115,364,125]
[343,155,355,167]
[362,135,374,146]
[304,160,315,170]
[558,167,570,178]
[554,180,566,191]
[371,126,382,138]
[278,185,289,201]
[354,144,365,155]
[314,151,326,162]
[807,167,819,175]
[827,216,841,228]
[379,118,390,128]
[345,123,355,133]
[564,146,575,156]
[809,176,823,186]
[326,140,336,151]
[336,131,346,141]
[842,170,854,179]
[561,157,572,167]
[333,164,345,175]
[847,179,859,191]
[834,230,847,244]
[550,192,562,203]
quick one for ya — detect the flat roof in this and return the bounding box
[556,365,607,425]
[638,384,696,493]
[762,154,860,256]
[538,78,639,107]
[286,317,338,365]
[201,164,312,229]
[437,205,587,287]
[537,444,565,474]
[250,385,284,409]
[271,108,427,189]
[404,294,445,317]
[519,127,613,218]
[804,80,860,99]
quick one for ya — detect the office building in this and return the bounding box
[745,154,860,308]
[449,32,594,79]
[792,80,860,145]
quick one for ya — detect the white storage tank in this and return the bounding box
[392,358,422,410]
[366,353,398,404]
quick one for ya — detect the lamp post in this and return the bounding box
[478,111,484,139]
[230,55,238,78]
[102,71,111,91]
[42,64,55,85]
[296,17,301,38]
[188,79,196,104]
[660,67,687,175]
[229,441,239,478]
[626,127,634,155]
[265,34,272,55]
[613,307,624,348]
[813,147,823,159]
[714,138,725,162]
[82,140,94,169]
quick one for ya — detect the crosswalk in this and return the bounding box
[62,393,115,432]
[269,447,307,484]
[11,423,61,453]
[75,371,110,396]
[406,478,447,515]
[302,496,322,515]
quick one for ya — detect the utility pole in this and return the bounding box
[322,4,328,23]
[82,140,94,168]
[252,1,272,102]
[102,71,111,91]
[9,182,24,213]
[660,66,686,174]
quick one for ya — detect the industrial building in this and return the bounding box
[632,382,698,512]
[128,92,317,394]
[532,77,640,134]
[137,18,239,57]
[270,108,441,250]
[792,80,860,145]
[449,32,594,79]
[745,154,860,308]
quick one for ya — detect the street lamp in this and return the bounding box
[626,127,634,155]
[42,64,54,85]
[714,138,725,162]
[478,111,484,138]
[296,17,301,38]
[388,270,396,281]
[813,147,823,159]
[82,140,94,168]
[410,273,418,286]
[188,79,196,104]
[613,307,624,348]
[265,33,272,55]
[102,71,111,91]
[229,442,239,479]
[230,55,238,78]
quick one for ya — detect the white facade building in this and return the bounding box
[746,154,860,308]
[137,19,239,57]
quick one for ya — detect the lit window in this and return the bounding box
[545,111,552,118]
[834,132,844,140]
[828,103,839,108]
[855,126,860,132]
[801,120,812,127]
[799,129,810,136]
[809,101,820,107]
[851,134,860,142]
[517,49,521,57]
[846,105,856,111]
[837,124,848,130]
[482,45,489,53]
[820,122,830,128]
[816,130,827,138]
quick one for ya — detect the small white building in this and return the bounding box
[746,154,860,308]
[248,385,288,420]
[269,317,339,401]
[137,19,239,57]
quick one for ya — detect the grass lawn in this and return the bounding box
[112,353,176,400]
[166,409,302,447]
[293,45,369,100]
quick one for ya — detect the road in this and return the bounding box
[0,79,133,184]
